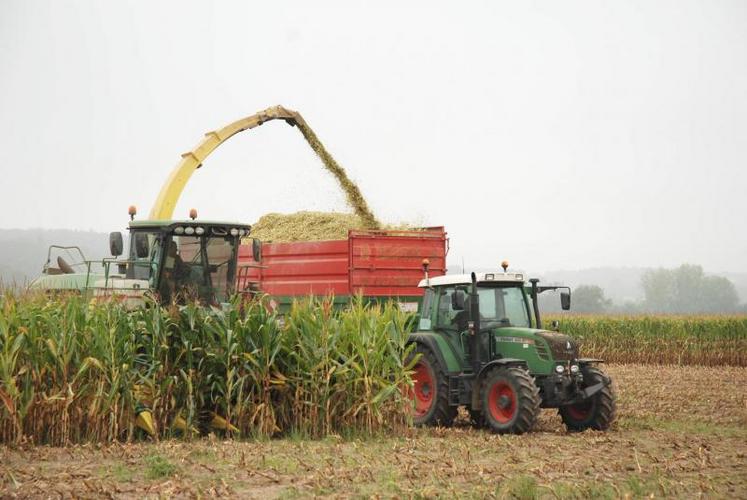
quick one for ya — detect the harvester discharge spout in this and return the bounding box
[148,105,379,229]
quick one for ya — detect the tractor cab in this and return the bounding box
[407,262,616,435]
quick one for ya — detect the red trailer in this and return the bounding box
[237,227,447,309]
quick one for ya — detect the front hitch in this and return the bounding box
[580,381,606,400]
[565,378,610,405]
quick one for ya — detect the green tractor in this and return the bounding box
[408,262,616,434]
[31,208,260,307]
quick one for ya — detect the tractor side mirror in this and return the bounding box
[561,291,571,310]
[252,238,262,262]
[109,232,123,257]
[451,290,466,311]
[134,233,150,258]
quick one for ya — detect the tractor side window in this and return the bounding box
[419,289,434,330]
[435,287,455,329]
[435,287,469,332]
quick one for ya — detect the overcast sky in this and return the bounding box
[1,1,745,273]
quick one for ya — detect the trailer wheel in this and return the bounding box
[559,366,617,432]
[406,344,456,427]
[481,366,540,435]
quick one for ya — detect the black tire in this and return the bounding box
[481,366,540,435]
[559,366,617,432]
[467,408,486,429]
[406,344,456,427]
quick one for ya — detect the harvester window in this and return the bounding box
[127,232,159,286]
[160,236,203,303]
[205,237,234,302]
[158,234,237,304]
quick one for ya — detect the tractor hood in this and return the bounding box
[491,327,580,362]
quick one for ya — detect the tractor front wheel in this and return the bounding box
[559,366,617,432]
[406,344,456,427]
[481,366,540,434]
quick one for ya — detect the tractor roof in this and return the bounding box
[418,272,526,288]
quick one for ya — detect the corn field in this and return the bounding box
[546,314,747,366]
[0,292,414,445]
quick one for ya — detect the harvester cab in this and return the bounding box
[118,215,251,305]
[408,262,617,434]
[32,209,252,307]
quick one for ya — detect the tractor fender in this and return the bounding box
[470,358,529,410]
[407,334,453,375]
[577,358,605,365]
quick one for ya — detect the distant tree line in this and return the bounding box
[543,264,744,314]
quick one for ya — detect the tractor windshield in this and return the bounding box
[159,234,237,304]
[477,286,531,328]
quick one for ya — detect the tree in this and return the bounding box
[641,264,740,313]
[571,285,612,313]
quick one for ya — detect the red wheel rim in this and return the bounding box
[566,401,592,420]
[411,362,434,417]
[488,381,517,424]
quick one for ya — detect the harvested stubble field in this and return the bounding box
[2,364,745,498]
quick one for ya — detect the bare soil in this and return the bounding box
[2,364,746,498]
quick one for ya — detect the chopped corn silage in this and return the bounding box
[249,211,414,242]
[294,120,380,230]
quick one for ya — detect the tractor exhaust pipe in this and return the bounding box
[469,272,481,374]
[529,278,542,329]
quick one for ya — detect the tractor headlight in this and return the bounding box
[195,227,205,235]
[174,226,185,235]
[570,364,580,374]
[555,365,565,374]
[230,228,239,236]
[184,227,195,235]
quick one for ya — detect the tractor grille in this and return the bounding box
[535,342,550,361]
[536,331,578,361]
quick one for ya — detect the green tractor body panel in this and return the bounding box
[490,327,567,376]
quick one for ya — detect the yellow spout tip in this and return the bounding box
[136,410,156,436]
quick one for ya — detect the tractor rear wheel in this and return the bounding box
[559,366,616,432]
[481,366,540,434]
[406,344,456,427]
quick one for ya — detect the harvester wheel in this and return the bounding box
[559,366,616,432]
[481,366,540,435]
[406,344,456,427]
